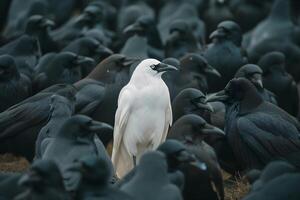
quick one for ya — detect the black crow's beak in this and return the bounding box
[41,19,55,28]
[204,65,221,77]
[191,97,214,112]
[209,28,226,40]
[154,63,178,73]
[95,46,113,57]
[198,102,214,112]
[201,123,225,136]
[75,56,95,66]
[88,121,113,133]
[177,150,196,163]
[206,90,229,102]
[168,31,180,41]
[123,22,143,35]
[250,73,263,89]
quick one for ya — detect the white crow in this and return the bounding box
[112,58,177,178]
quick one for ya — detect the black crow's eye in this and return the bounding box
[199,123,206,129]
[85,120,92,127]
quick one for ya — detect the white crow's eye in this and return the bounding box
[150,65,156,70]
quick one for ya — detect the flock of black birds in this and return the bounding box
[0,0,299,199]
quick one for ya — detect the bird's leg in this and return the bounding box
[133,156,137,166]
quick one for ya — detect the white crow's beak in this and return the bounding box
[154,63,178,73]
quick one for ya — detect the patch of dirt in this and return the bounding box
[0,154,29,172]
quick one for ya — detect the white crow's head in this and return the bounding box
[133,58,178,77]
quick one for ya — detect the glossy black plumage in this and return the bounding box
[258,51,299,117]
[168,114,224,200]
[207,78,300,170]
[172,88,213,123]
[75,54,135,126]
[204,20,247,92]
[243,161,300,200]
[0,35,40,76]
[33,52,95,92]
[245,0,300,82]
[25,15,57,54]
[14,160,71,200]
[164,53,221,99]
[34,94,75,159]
[234,64,277,105]
[120,151,183,200]
[0,55,32,112]
[0,84,76,161]
[74,155,134,200]
[41,115,113,191]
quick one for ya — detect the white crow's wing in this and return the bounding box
[154,96,173,148]
[112,87,134,178]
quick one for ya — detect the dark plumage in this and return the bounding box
[204,20,247,92]
[0,84,76,161]
[0,35,40,76]
[34,52,95,92]
[121,15,163,60]
[120,34,148,60]
[62,37,113,65]
[202,0,234,37]
[229,0,272,32]
[207,78,300,170]
[62,37,113,77]
[116,139,198,191]
[172,88,213,123]
[243,161,300,200]
[0,172,23,200]
[0,0,11,32]
[117,1,154,34]
[0,55,32,112]
[3,0,49,39]
[235,64,277,105]
[45,0,77,27]
[51,3,104,48]
[245,0,300,82]
[14,160,70,200]
[75,155,133,200]
[75,54,136,126]
[41,115,113,191]
[120,151,183,200]
[25,15,57,54]
[244,173,300,200]
[34,94,75,159]
[258,52,299,117]
[164,53,221,99]
[83,28,112,47]
[249,161,297,192]
[165,20,202,59]
[158,0,205,46]
[168,114,224,200]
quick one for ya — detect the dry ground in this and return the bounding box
[0,154,249,200]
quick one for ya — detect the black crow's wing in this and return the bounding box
[0,93,51,139]
[237,117,300,168]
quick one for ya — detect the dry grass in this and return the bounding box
[224,172,250,200]
[0,154,29,172]
[0,154,250,200]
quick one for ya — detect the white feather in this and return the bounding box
[112,59,173,178]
